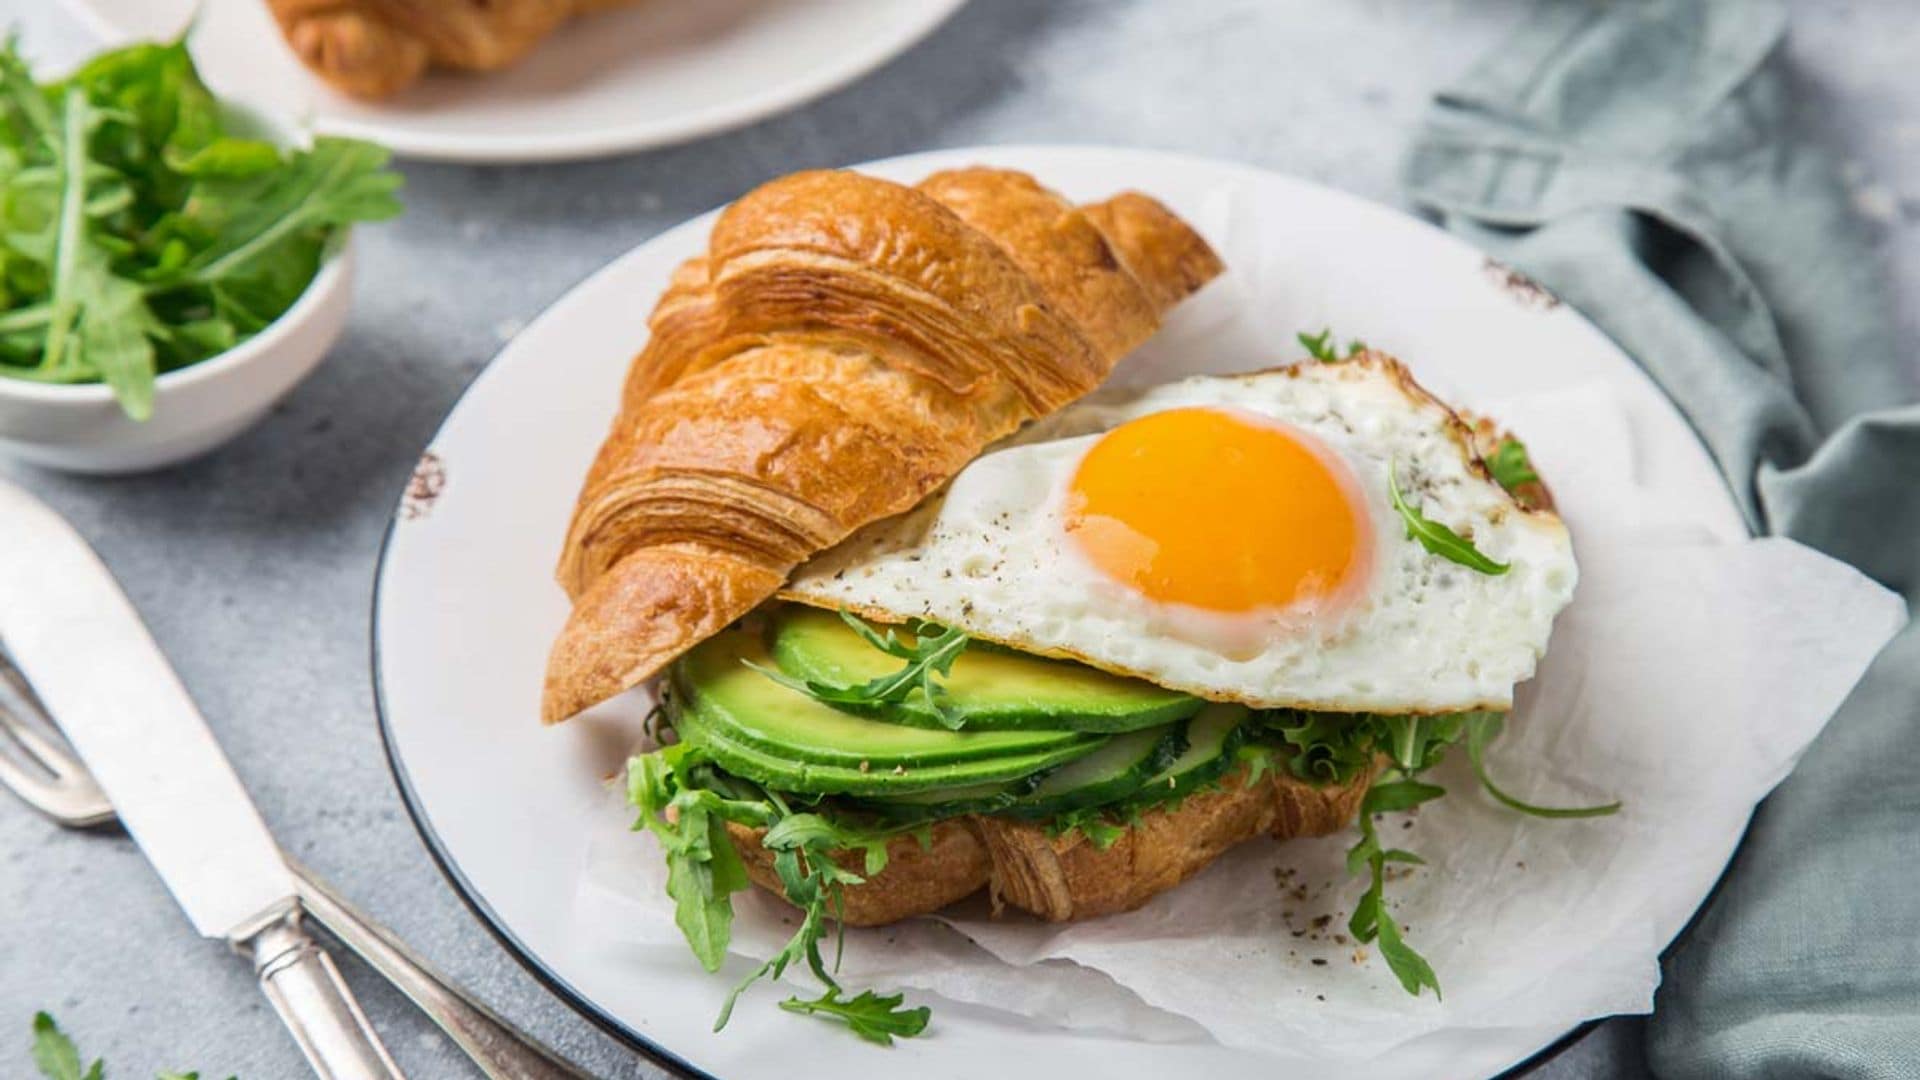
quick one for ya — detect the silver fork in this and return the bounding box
[0,649,589,1080]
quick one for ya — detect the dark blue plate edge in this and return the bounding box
[369,489,716,1080]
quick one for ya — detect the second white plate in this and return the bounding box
[63,0,965,163]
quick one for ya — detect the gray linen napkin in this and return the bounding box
[1403,1,1920,1076]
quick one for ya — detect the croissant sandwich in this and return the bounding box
[558,166,1606,1040]
[268,0,643,100]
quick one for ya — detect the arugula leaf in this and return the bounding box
[665,808,742,972]
[0,40,57,155]
[81,273,159,417]
[30,1012,231,1080]
[31,1013,101,1080]
[171,136,400,287]
[629,746,754,973]
[779,988,931,1046]
[764,812,894,877]
[1361,778,1447,814]
[1080,816,1127,850]
[1264,711,1374,786]
[0,36,401,417]
[1236,741,1278,785]
[1344,770,1449,999]
[837,609,914,657]
[716,851,840,1032]
[749,614,972,728]
[1386,460,1510,576]
[1369,894,1442,998]
[27,85,133,383]
[1374,712,1466,776]
[718,805,924,1028]
[1464,712,1621,818]
[1275,713,1463,1001]
[38,87,161,416]
[1048,805,1128,850]
[1485,437,1539,493]
[1298,327,1368,363]
[1250,706,1612,1000]
[629,741,931,1044]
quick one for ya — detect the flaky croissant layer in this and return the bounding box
[544,167,1222,723]
[725,763,1372,926]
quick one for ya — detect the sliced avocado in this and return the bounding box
[768,604,1204,732]
[669,625,1101,780]
[669,688,1097,796]
[1125,703,1248,807]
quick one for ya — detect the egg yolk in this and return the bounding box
[1064,407,1369,613]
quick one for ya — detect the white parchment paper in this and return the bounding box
[570,190,1905,1061]
[575,379,1904,1062]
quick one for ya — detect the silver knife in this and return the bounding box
[0,479,402,1080]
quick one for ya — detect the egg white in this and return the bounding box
[781,354,1577,714]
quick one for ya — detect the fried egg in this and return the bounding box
[781,353,1576,713]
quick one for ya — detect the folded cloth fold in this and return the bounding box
[1405,1,1920,1076]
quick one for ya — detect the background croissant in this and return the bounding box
[545,166,1223,723]
[268,0,642,100]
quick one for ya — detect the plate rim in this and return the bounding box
[57,0,967,164]
[371,612,715,1079]
[368,142,1745,1076]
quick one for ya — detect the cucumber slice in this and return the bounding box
[675,626,1089,769]
[854,776,1037,821]
[1126,703,1248,807]
[852,708,1248,819]
[769,604,1203,732]
[998,722,1189,819]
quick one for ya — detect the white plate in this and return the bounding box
[62,0,965,163]
[372,146,1745,1079]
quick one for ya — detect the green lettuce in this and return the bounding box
[0,36,401,418]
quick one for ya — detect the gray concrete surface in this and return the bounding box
[2,2,1914,1077]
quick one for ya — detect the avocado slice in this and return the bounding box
[669,626,1101,782]
[669,672,1100,796]
[768,604,1204,732]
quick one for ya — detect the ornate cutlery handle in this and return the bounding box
[242,906,405,1080]
[289,861,590,1080]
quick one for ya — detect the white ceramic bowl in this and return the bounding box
[0,95,358,475]
[0,240,354,474]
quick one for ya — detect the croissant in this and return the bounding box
[544,167,1223,723]
[267,0,642,100]
[725,762,1372,926]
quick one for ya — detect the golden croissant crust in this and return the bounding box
[726,764,1373,927]
[267,0,641,99]
[544,167,1222,723]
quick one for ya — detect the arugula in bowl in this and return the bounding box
[0,36,403,419]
